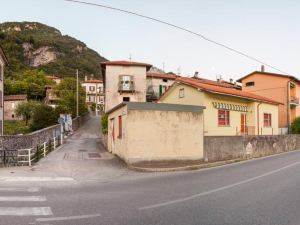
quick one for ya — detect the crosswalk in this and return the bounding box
[0,186,53,216]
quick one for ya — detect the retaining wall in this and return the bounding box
[204,135,300,162]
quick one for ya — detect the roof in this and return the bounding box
[82,79,103,84]
[46,75,60,80]
[106,102,205,114]
[4,95,27,101]
[101,60,152,70]
[160,77,282,105]
[192,77,241,89]
[0,45,8,65]
[146,72,178,80]
[237,71,300,83]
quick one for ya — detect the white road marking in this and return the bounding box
[0,196,46,201]
[36,213,102,222]
[139,160,300,210]
[0,207,53,216]
[0,177,74,182]
[0,187,40,192]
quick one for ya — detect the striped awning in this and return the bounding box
[212,102,248,112]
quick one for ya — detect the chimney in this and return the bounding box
[261,65,265,72]
[85,75,88,81]
[229,78,233,83]
[194,71,199,78]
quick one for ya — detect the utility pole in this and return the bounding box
[95,83,98,116]
[76,69,79,118]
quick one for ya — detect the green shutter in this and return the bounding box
[159,85,163,96]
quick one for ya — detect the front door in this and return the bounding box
[241,113,247,134]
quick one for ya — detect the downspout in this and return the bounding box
[287,80,291,134]
[257,102,262,135]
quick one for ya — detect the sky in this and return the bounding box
[1,0,300,80]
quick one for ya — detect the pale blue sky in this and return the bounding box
[1,0,299,80]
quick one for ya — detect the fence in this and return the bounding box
[0,113,90,167]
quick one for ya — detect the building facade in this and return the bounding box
[146,72,177,101]
[107,102,205,164]
[101,61,152,112]
[237,70,300,134]
[81,77,104,110]
[0,46,8,135]
[159,77,280,136]
[4,95,27,120]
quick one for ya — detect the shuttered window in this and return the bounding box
[264,113,272,127]
[118,115,122,139]
[218,110,230,126]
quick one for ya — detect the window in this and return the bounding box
[264,113,272,127]
[123,97,130,102]
[89,86,95,91]
[162,79,168,82]
[245,81,255,87]
[12,102,15,109]
[179,88,185,98]
[12,114,15,119]
[118,115,122,139]
[218,110,230,126]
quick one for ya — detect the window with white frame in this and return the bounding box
[179,88,184,98]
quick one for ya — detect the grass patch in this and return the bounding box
[4,120,31,135]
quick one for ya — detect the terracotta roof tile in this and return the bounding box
[101,60,152,69]
[82,79,103,84]
[164,77,282,105]
[146,72,178,80]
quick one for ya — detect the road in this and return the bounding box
[1,115,300,225]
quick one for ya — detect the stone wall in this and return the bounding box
[204,135,300,162]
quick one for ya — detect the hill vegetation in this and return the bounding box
[0,22,107,79]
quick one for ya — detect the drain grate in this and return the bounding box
[88,153,101,159]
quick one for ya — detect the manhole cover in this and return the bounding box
[88,153,101,159]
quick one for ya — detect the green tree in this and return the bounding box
[101,114,108,135]
[55,77,88,117]
[291,117,300,134]
[15,101,39,125]
[30,104,58,131]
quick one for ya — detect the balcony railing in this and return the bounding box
[118,75,135,92]
[290,96,299,106]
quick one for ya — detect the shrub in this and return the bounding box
[291,117,300,134]
[30,104,58,131]
[101,114,108,135]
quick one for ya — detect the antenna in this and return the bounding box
[129,53,132,61]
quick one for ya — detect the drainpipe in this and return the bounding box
[287,81,291,134]
[257,102,262,135]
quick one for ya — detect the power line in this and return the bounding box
[64,0,289,75]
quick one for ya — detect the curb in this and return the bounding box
[128,158,245,172]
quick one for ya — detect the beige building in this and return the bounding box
[4,95,27,120]
[146,72,177,101]
[45,75,61,85]
[0,46,8,135]
[159,77,281,136]
[81,76,104,110]
[107,102,205,164]
[101,61,152,112]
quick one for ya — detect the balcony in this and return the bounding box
[290,96,299,107]
[118,75,135,92]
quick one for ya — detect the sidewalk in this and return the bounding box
[0,115,131,181]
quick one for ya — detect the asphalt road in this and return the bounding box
[1,116,300,225]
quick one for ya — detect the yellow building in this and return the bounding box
[159,77,281,136]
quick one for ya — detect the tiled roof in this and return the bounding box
[146,72,178,80]
[192,77,241,89]
[237,71,300,83]
[4,95,27,101]
[82,79,103,84]
[163,77,282,105]
[46,75,60,80]
[101,60,152,69]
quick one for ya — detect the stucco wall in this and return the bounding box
[108,105,204,164]
[159,83,279,136]
[204,135,300,162]
[105,65,147,112]
[0,57,4,135]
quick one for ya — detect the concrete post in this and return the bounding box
[28,148,31,167]
[43,142,46,157]
[53,137,56,150]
